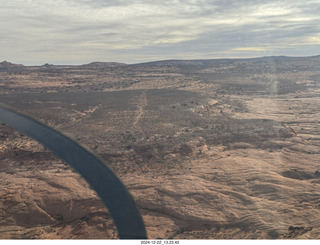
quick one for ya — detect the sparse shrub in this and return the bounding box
[288,226,304,231]
[170,227,186,238]
[215,225,221,232]
[267,229,280,239]
[80,215,90,222]
[240,223,250,232]
[179,144,192,156]
[56,214,64,222]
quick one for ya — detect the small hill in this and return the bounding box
[135,55,320,66]
[81,62,127,68]
[135,59,235,66]
[0,61,24,69]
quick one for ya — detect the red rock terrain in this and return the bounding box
[1,56,320,239]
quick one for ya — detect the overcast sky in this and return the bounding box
[1,0,320,65]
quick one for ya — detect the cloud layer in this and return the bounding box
[1,0,319,65]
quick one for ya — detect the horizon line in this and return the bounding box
[1,54,320,67]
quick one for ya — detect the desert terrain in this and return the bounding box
[1,56,320,239]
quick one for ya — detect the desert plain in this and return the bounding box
[1,56,320,239]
